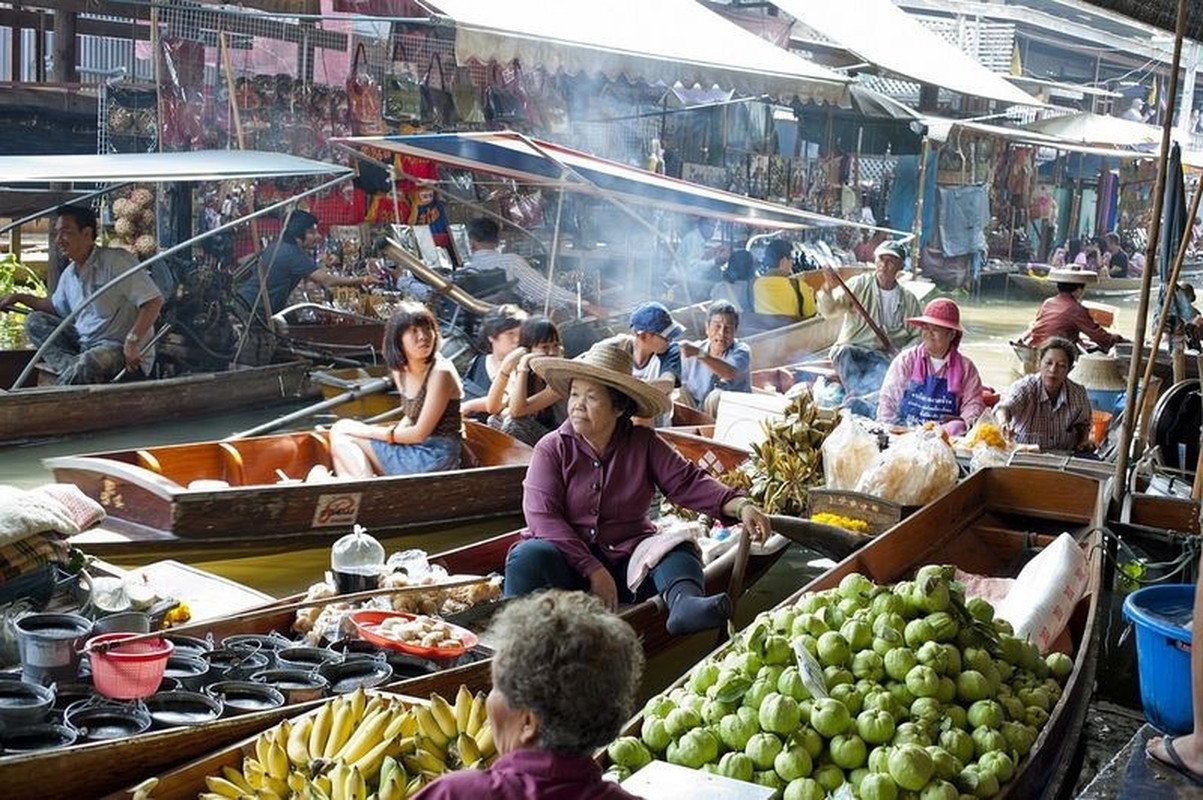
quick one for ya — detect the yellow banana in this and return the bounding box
[378,754,404,790]
[362,693,387,721]
[221,765,254,793]
[261,775,290,798]
[130,777,159,800]
[328,761,349,800]
[287,715,314,767]
[345,765,367,800]
[198,794,234,800]
[323,700,356,760]
[266,741,290,782]
[454,685,474,733]
[378,772,405,800]
[335,705,394,764]
[454,732,481,768]
[414,705,450,749]
[475,724,496,760]
[349,734,404,783]
[243,756,266,790]
[203,775,245,799]
[274,720,293,752]
[348,686,366,723]
[465,691,488,738]
[288,770,310,794]
[308,702,333,763]
[428,693,459,741]
[255,730,273,771]
[406,774,428,796]
[313,774,334,799]
[384,708,418,740]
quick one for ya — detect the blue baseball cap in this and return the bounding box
[630,302,685,341]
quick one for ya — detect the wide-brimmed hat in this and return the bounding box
[1069,352,1127,391]
[1048,268,1098,285]
[874,240,908,262]
[532,344,672,418]
[906,297,964,332]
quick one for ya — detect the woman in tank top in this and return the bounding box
[328,302,463,477]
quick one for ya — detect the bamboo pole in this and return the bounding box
[1112,0,1190,504]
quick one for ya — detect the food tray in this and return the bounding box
[350,610,478,659]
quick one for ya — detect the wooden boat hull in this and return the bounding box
[605,466,1107,800]
[1007,271,1145,300]
[53,421,533,560]
[657,424,749,476]
[741,314,842,371]
[0,360,313,444]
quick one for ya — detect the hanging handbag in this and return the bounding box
[346,43,386,135]
[451,66,485,124]
[382,43,422,125]
[484,63,527,126]
[420,54,455,129]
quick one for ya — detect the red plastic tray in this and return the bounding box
[350,610,478,658]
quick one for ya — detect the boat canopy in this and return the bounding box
[0,150,352,186]
[336,131,901,233]
[421,0,849,106]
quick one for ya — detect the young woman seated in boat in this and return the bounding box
[503,344,771,635]
[483,316,566,447]
[877,298,984,436]
[328,302,462,477]
[413,591,644,800]
[995,337,1094,453]
[460,304,528,422]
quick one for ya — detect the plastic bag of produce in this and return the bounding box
[855,426,959,505]
[821,415,879,491]
[994,532,1089,653]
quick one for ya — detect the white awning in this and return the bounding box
[422,0,849,105]
[1024,112,1163,148]
[0,150,351,185]
[924,116,1157,160]
[773,0,1040,107]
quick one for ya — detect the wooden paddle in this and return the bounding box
[82,574,496,654]
[225,376,393,439]
[717,525,754,646]
[825,268,897,355]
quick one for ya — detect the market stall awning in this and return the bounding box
[335,132,898,232]
[420,0,849,105]
[924,115,1159,160]
[0,150,352,185]
[771,0,1040,107]
[1023,112,1163,148]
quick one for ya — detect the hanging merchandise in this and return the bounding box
[347,43,387,135]
[420,54,455,129]
[382,42,422,125]
[452,66,485,124]
[520,69,571,135]
[484,62,528,127]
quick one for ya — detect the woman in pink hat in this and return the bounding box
[877,297,985,436]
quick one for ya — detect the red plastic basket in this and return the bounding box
[87,634,174,700]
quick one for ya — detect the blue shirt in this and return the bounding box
[679,338,751,402]
[236,237,318,319]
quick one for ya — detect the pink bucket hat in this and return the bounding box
[906,297,964,332]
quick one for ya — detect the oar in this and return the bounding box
[225,376,392,439]
[718,525,753,645]
[110,324,173,383]
[825,268,897,355]
[82,574,496,654]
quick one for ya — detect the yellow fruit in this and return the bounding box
[428,693,459,740]
[454,685,474,733]
[221,765,254,793]
[384,708,418,740]
[243,756,266,790]
[266,741,290,781]
[345,765,367,800]
[454,732,481,768]
[336,706,395,764]
[378,772,405,800]
[255,730,273,770]
[327,761,349,800]
[308,702,333,762]
[130,777,160,800]
[475,724,496,760]
[203,775,245,799]
[414,705,450,748]
[324,701,356,760]
[287,715,314,766]
[350,734,404,783]
[465,691,488,737]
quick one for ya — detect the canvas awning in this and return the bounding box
[420,0,849,105]
[0,150,351,185]
[335,131,900,232]
[772,0,1040,107]
[1024,112,1163,148]
[924,116,1161,160]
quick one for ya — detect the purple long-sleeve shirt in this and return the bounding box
[413,749,639,800]
[521,419,742,579]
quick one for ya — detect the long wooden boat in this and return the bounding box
[604,466,1107,799]
[52,420,533,560]
[1114,339,1201,384]
[0,355,314,445]
[1006,271,1147,300]
[13,523,794,800]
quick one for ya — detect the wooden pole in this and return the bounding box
[1112,0,1190,504]
[910,136,931,277]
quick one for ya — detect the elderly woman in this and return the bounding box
[414,591,644,800]
[996,336,1094,452]
[505,344,771,636]
[877,297,984,436]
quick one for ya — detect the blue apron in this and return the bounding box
[899,374,958,425]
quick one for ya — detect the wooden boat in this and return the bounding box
[0,356,313,445]
[15,524,794,800]
[1006,271,1147,300]
[274,302,386,357]
[1114,339,1201,384]
[741,314,843,371]
[52,420,533,561]
[603,466,1107,799]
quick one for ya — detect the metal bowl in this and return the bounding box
[144,691,223,729]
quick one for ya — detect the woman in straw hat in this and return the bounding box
[996,336,1094,453]
[505,343,771,636]
[1019,268,1122,353]
[877,297,984,436]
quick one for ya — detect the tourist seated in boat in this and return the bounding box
[1019,268,1122,354]
[461,304,528,421]
[0,204,164,385]
[484,316,566,446]
[679,301,752,418]
[598,301,684,427]
[817,239,922,417]
[752,238,817,321]
[996,337,1093,453]
[414,591,644,800]
[709,248,756,312]
[1144,550,1203,785]
[1104,232,1130,278]
[877,298,984,436]
[504,344,770,635]
[673,216,729,303]
[328,302,462,477]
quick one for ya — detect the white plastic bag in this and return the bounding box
[855,427,959,505]
[821,415,879,490]
[994,533,1089,654]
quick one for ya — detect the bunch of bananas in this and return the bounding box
[744,390,837,515]
[191,686,494,800]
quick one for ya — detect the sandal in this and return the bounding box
[1147,735,1203,787]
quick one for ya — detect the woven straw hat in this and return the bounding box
[1047,268,1098,285]
[1069,352,1127,391]
[531,344,672,418]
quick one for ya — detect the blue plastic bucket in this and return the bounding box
[1122,584,1195,734]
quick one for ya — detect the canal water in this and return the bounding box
[0,291,1146,700]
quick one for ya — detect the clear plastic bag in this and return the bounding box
[855,426,959,505]
[957,409,1014,473]
[821,414,879,490]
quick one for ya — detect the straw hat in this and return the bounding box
[1069,352,1127,392]
[1047,268,1098,285]
[531,344,672,418]
[906,297,964,332]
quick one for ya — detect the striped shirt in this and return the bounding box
[999,374,1091,452]
[466,248,579,313]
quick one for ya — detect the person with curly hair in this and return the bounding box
[413,590,644,799]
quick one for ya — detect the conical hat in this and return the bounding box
[1069,352,1127,391]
